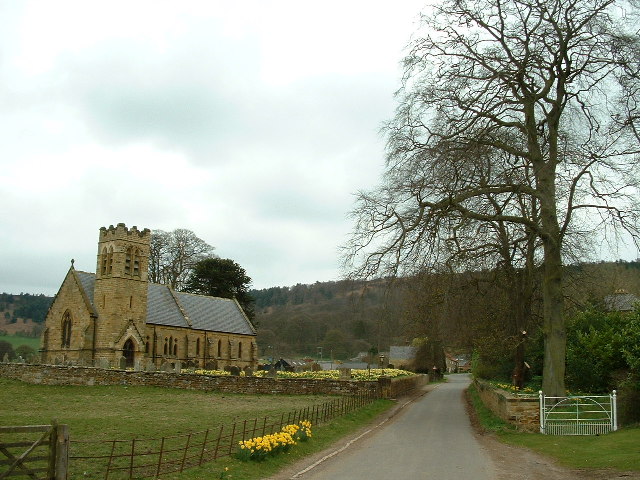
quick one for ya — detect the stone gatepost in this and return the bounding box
[378,376,392,399]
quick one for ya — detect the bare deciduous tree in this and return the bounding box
[148,229,216,290]
[344,0,640,395]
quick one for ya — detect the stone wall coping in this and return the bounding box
[0,363,425,399]
[475,379,539,402]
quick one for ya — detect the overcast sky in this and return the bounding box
[0,1,431,295]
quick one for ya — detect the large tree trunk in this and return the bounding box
[541,243,565,396]
[538,164,566,397]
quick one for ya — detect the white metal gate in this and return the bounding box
[539,391,617,435]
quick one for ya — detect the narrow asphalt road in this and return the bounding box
[291,374,495,479]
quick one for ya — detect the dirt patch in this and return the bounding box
[464,389,640,480]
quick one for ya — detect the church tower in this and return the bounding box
[93,223,151,366]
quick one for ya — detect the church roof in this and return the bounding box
[76,271,97,306]
[74,271,256,335]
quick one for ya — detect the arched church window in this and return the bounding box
[238,342,243,359]
[107,246,113,274]
[169,337,173,354]
[217,339,222,358]
[173,340,178,356]
[125,247,132,275]
[145,336,150,353]
[101,248,108,275]
[164,337,168,355]
[61,311,72,348]
[196,337,200,356]
[133,248,141,277]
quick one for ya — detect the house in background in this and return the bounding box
[604,289,640,313]
[389,345,417,369]
[40,223,257,370]
[445,352,459,373]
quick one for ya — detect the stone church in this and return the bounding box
[40,223,258,370]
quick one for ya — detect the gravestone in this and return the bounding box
[205,361,217,371]
[267,366,277,378]
[161,361,173,373]
[134,359,143,372]
[174,361,182,374]
[119,356,127,370]
[2,353,9,363]
[97,357,110,370]
[338,367,352,380]
[229,365,241,376]
[146,362,156,372]
[243,366,254,377]
[54,357,62,365]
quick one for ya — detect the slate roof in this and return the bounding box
[73,271,256,335]
[389,346,417,361]
[76,271,96,306]
[604,290,639,312]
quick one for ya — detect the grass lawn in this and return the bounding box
[0,377,394,479]
[468,383,640,473]
[0,333,40,351]
[161,401,394,480]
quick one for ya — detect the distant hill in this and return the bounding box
[250,279,408,360]
[0,293,52,336]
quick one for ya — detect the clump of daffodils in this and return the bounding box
[493,382,536,395]
[236,420,313,462]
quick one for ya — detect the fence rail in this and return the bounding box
[539,391,617,435]
[69,391,377,479]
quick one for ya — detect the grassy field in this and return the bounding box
[0,333,40,350]
[467,383,640,473]
[0,377,394,479]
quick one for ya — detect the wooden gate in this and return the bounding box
[0,422,69,480]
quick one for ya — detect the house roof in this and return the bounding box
[604,290,639,312]
[74,271,256,335]
[389,346,417,360]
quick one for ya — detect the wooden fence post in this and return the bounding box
[54,424,69,480]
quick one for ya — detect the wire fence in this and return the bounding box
[69,391,377,479]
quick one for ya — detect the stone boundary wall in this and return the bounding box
[0,364,425,398]
[474,379,539,432]
[379,373,429,398]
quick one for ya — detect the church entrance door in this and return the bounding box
[123,339,135,368]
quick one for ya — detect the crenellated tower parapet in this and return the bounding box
[99,223,151,241]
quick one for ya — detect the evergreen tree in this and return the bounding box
[184,258,255,321]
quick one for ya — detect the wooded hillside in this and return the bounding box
[251,260,640,361]
[0,293,51,336]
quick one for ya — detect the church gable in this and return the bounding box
[41,266,96,363]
